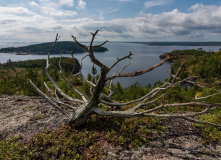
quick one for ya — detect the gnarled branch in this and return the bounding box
[29,79,68,115]
[59,56,89,102]
[92,40,109,48]
[72,35,87,50]
[45,36,85,104]
[109,52,133,71]
[107,54,172,80]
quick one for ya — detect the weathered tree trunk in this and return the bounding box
[69,66,109,126]
[69,103,94,127]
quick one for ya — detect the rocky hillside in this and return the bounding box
[0,94,220,159]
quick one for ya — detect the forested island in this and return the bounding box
[0,41,108,54]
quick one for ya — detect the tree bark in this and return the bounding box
[68,66,109,126]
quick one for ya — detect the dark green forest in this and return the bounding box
[0,41,108,54]
[161,49,221,87]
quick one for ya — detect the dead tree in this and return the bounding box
[29,30,221,127]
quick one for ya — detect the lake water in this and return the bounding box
[0,42,221,87]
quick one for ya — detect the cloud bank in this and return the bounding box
[0,2,221,42]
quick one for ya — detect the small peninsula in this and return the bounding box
[0,41,108,54]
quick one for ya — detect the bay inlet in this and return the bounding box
[0,42,221,87]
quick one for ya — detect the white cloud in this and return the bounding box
[189,3,204,11]
[144,0,172,8]
[72,4,221,41]
[42,7,78,17]
[60,0,74,7]
[29,0,78,17]
[0,6,33,15]
[29,1,39,7]
[49,10,77,17]
[78,0,86,10]
[1,3,221,42]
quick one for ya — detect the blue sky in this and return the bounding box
[0,0,221,43]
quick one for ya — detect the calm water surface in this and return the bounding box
[0,42,220,87]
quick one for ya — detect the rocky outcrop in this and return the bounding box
[0,95,69,142]
[103,119,221,160]
[0,95,220,159]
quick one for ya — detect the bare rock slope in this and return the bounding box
[0,94,220,159]
[0,94,68,142]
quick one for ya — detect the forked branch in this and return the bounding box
[29,79,68,115]
[59,56,89,102]
[92,40,109,48]
[109,52,133,70]
[71,35,87,50]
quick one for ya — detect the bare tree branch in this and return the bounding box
[101,74,175,107]
[54,89,77,110]
[47,33,60,67]
[107,65,118,96]
[45,35,86,104]
[195,90,221,100]
[80,30,109,69]
[92,40,109,48]
[80,55,89,69]
[45,63,85,104]
[44,81,77,110]
[129,94,166,112]
[170,76,198,87]
[79,72,96,87]
[70,51,77,76]
[109,52,133,71]
[100,87,163,107]
[182,117,221,127]
[44,81,54,98]
[89,30,99,48]
[72,35,88,50]
[29,79,68,115]
[100,75,210,111]
[170,61,185,84]
[59,56,89,102]
[108,88,116,98]
[118,62,132,75]
[94,106,221,127]
[107,54,172,80]
[209,111,221,119]
[143,102,221,114]
[184,79,205,88]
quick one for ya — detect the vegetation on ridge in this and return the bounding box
[160,49,221,87]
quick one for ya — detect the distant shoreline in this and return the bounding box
[127,42,221,46]
[15,53,29,55]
